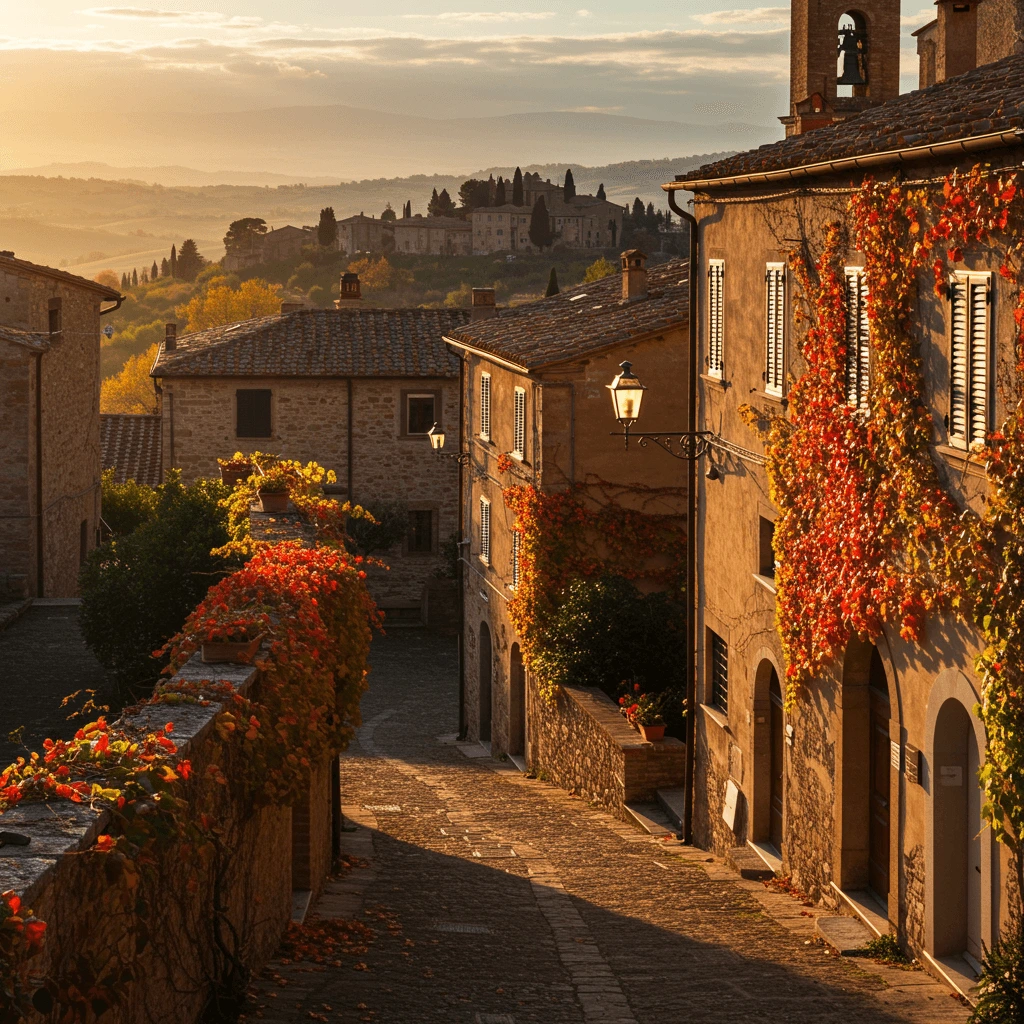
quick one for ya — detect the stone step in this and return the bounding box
[655,787,686,829]
[624,801,674,836]
[814,914,872,955]
[725,846,775,881]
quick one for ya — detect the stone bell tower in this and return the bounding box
[782,0,902,136]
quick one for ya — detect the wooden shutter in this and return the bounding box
[479,497,491,565]
[511,529,520,590]
[844,269,870,411]
[513,387,526,457]
[765,265,785,395]
[708,260,724,377]
[480,372,491,440]
[236,389,272,438]
[949,273,991,448]
[710,632,729,714]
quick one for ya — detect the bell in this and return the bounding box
[837,26,868,86]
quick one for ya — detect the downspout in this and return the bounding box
[667,187,699,845]
[347,379,354,501]
[457,355,467,738]
[34,352,44,598]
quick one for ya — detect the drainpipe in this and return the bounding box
[457,354,467,739]
[347,379,354,502]
[667,187,699,846]
[34,352,44,598]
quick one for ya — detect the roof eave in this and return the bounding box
[442,336,532,373]
[664,127,1024,192]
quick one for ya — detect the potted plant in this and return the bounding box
[218,452,254,487]
[619,685,669,742]
[256,465,291,512]
[200,613,266,664]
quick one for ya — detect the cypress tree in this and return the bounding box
[631,197,645,223]
[512,166,524,206]
[495,176,507,206]
[528,195,554,250]
[545,267,559,297]
[563,168,576,202]
[132,268,138,287]
[170,244,177,278]
[596,182,606,201]
[121,272,129,289]
[151,260,159,281]
[318,206,338,246]
[161,258,170,278]
[175,239,204,282]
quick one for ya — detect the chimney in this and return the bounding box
[335,272,361,307]
[280,300,305,314]
[164,322,177,351]
[621,250,648,302]
[470,287,496,321]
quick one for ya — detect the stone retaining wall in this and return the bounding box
[528,682,686,819]
[0,652,335,1023]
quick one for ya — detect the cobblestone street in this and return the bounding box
[249,629,970,1024]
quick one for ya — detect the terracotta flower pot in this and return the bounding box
[201,634,264,664]
[258,490,289,513]
[638,723,666,742]
[220,464,253,487]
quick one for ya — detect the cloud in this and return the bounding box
[83,6,190,16]
[693,7,788,25]
[402,10,555,22]
[901,8,934,29]
[82,7,266,27]
[576,8,592,16]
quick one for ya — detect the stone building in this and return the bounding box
[337,214,389,255]
[443,255,689,765]
[222,225,314,271]
[663,25,1024,999]
[150,287,468,617]
[0,253,121,599]
[472,198,623,255]
[392,215,472,256]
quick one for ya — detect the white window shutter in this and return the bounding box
[513,387,526,457]
[479,497,491,564]
[844,269,870,411]
[949,277,969,445]
[708,260,724,377]
[968,278,990,446]
[511,530,520,589]
[480,372,491,441]
[765,265,785,395]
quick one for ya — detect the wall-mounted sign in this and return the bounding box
[722,779,741,832]
[940,765,963,787]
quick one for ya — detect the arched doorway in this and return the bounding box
[868,649,891,902]
[509,643,525,756]
[769,669,784,854]
[931,698,983,959]
[479,622,492,743]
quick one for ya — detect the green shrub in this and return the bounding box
[80,472,230,691]
[971,919,1024,1023]
[345,498,409,556]
[531,574,685,698]
[864,933,909,965]
[100,469,159,537]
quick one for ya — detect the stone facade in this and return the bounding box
[913,0,1024,87]
[527,682,686,819]
[337,214,388,255]
[157,374,460,611]
[681,149,1017,981]
[0,256,119,598]
[392,216,472,256]
[471,199,623,254]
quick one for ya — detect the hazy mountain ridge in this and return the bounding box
[0,153,728,272]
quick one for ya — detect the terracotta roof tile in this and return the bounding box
[151,308,470,378]
[684,54,1024,184]
[100,414,162,487]
[445,258,689,369]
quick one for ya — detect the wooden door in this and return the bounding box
[769,671,784,854]
[869,687,891,900]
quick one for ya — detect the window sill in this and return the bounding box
[934,444,987,474]
[700,703,730,733]
[752,573,777,595]
[752,390,787,406]
[700,373,729,389]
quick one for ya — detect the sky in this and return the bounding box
[0,1,934,173]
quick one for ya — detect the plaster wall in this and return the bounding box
[157,374,459,607]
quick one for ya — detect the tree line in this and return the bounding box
[117,239,205,291]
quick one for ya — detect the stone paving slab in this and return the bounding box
[244,630,970,1024]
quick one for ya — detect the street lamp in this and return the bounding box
[607,363,710,460]
[427,422,470,464]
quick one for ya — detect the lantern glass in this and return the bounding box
[607,360,646,425]
[428,423,446,451]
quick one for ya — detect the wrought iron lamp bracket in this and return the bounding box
[612,427,713,461]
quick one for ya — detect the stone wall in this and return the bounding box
[0,342,32,599]
[159,374,460,608]
[528,681,686,820]
[0,652,335,1023]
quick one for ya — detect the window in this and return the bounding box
[480,373,492,440]
[47,298,62,336]
[844,268,870,411]
[758,516,776,578]
[949,272,991,449]
[79,519,88,566]
[406,393,436,435]
[708,259,724,377]
[513,386,526,459]
[236,389,272,438]
[407,509,434,554]
[765,263,786,396]
[511,529,520,590]
[479,497,491,565]
[710,631,729,714]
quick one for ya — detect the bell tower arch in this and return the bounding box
[783,0,901,136]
